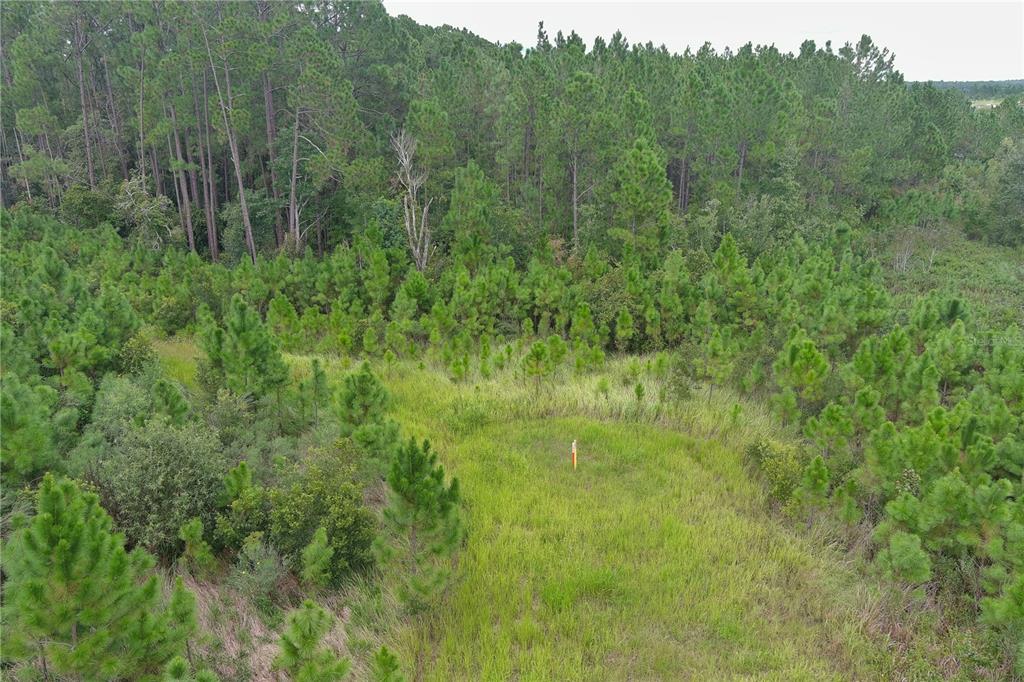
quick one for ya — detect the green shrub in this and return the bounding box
[745,437,806,504]
[268,461,375,584]
[87,374,151,443]
[117,330,158,374]
[228,533,287,615]
[95,419,229,559]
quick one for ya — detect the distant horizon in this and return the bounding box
[383,1,1024,82]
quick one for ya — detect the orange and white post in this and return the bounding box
[571,440,577,470]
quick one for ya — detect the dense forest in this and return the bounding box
[1,1,1023,680]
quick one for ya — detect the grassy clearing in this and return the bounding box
[333,358,955,680]
[156,341,956,679]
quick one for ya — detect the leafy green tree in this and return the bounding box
[96,419,228,559]
[3,474,198,679]
[375,438,462,612]
[269,462,375,583]
[273,600,351,681]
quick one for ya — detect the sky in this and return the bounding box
[382,1,1024,82]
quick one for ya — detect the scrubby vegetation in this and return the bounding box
[2,1,1023,679]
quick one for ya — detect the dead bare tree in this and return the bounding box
[392,128,433,271]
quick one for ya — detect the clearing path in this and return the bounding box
[383,368,914,681]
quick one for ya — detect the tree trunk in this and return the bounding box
[137,54,146,185]
[288,106,301,247]
[13,129,32,200]
[202,71,219,260]
[168,133,186,236]
[151,145,162,195]
[169,106,196,251]
[192,80,216,259]
[736,142,747,192]
[101,55,129,179]
[263,72,284,247]
[571,155,579,253]
[74,12,96,188]
[199,18,257,263]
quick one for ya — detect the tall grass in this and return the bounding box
[157,340,959,680]
[323,355,948,680]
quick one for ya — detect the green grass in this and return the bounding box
[349,360,951,680]
[155,342,956,679]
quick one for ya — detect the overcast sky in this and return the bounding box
[382,1,1024,82]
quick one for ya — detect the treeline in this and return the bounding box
[2,0,1023,267]
[930,79,1024,100]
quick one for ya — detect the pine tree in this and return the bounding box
[878,531,932,584]
[375,438,461,613]
[336,361,399,461]
[220,460,254,506]
[615,308,635,353]
[370,646,405,682]
[268,293,303,352]
[546,334,568,372]
[199,295,289,399]
[179,517,215,576]
[3,474,197,679]
[273,600,351,681]
[162,655,220,681]
[609,136,672,263]
[795,455,831,512]
[298,358,330,428]
[301,526,334,588]
[154,378,191,425]
[0,374,59,485]
[523,340,550,386]
[774,328,830,406]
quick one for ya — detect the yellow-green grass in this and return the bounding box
[152,336,201,389]
[361,361,945,680]
[156,342,949,679]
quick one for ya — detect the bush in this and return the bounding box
[268,460,375,585]
[745,437,806,504]
[228,533,287,615]
[87,375,151,443]
[95,419,229,559]
[117,330,158,374]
